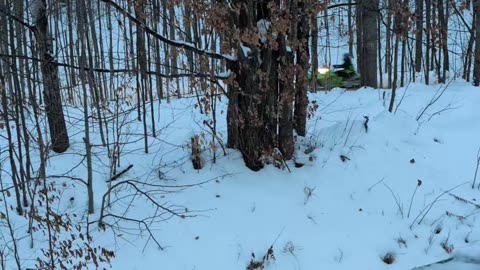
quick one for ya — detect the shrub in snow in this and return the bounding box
[382,252,395,265]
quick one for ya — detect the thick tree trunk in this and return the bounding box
[360,0,378,88]
[227,53,265,171]
[225,0,310,170]
[294,0,309,137]
[32,0,69,153]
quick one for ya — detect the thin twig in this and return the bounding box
[368,177,385,192]
[410,182,469,229]
[383,182,404,218]
[472,147,480,189]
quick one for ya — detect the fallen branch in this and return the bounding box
[107,164,133,182]
[448,192,480,209]
[409,257,454,269]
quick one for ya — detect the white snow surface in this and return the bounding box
[2,81,480,270]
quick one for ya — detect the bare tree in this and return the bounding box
[415,0,423,73]
[474,0,480,86]
[359,0,378,88]
[31,0,69,153]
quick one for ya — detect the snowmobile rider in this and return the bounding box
[333,53,355,78]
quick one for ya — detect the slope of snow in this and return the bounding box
[1,80,480,270]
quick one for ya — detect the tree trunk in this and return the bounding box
[359,0,378,88]
[377,10,383,88]
[294,0,309,137]
[348,0,354,56]
[32,0,70,153]
[425,0,431,84]
[438,0,449,82]
[311,8,318,93]
[464,19,475,81]
[0,80,23,215]
[389,22,400,112]
[385,0,392,88]
[415,0,423,72]
[225,0,311,170]
[134,0,149,153]
[473,0,480,86]
[356,1,363,75]
[77,0,94,214]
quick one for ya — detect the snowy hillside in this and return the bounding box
[3,80,480,270]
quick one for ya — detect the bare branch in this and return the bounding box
[98,0,235,62]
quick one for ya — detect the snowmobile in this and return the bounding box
[307,67,361,91]
[307,54,361,91]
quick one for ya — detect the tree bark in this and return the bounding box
[224,0,311,170]
[311,4,318,93]
[32,0,70,153]
[294,0,309,137]
[438,0,448,83]
[415,0,423,72]
[359,0,378,88]
[425,0,431,84]
[77,0,94,214]
[473,0,480,86]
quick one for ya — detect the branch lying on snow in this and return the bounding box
[409,257,454,270]
[107,164,133,182]
[448,192,480,208]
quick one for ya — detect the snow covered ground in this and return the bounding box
[2,80,480,270]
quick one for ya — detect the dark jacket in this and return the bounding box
[334,56,355,78]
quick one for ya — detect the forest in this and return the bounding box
[1,0,480,269]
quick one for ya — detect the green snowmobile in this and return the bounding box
[308,54,360,90]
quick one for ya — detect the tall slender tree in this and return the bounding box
[473,0,480,86]
[415,0,423,73]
